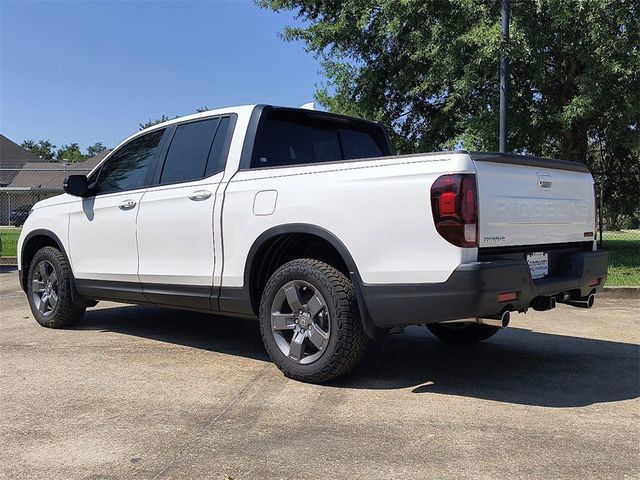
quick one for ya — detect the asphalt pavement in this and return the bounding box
[1,267,638,479]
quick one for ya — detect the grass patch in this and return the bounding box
[603,230,640,286]
[0,227,21,257]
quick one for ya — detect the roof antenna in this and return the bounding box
[299,102,315,110]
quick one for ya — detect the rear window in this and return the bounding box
[251,109,390,169]
[339,128,385,160]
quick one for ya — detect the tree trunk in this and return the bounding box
[562,121,589,163]
[559,58,588,163]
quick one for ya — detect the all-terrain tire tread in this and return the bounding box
[28,246,85,328]
[259,259,367,383]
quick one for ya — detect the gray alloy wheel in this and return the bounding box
[270,279,331,365]
[27,246,85,328]
[259,259,368,383]
[31,260,59,316]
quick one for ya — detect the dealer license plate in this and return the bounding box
[527,252,549,279]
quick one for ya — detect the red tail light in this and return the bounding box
[430,174,478,247]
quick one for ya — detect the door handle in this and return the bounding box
[188,190,212,201]
[119,200,137,210]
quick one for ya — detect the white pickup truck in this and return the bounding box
[17,104,608,383]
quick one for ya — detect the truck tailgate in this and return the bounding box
[473,154,595,248]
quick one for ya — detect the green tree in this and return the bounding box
[261,0,639,217]
[87,142,108,157]
[21,139,57,162]
[139,114,171,131]
[56,143,86,163]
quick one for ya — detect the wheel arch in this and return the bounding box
[243,223,385,339]
[19,229,94,307]
[20,229,68,292]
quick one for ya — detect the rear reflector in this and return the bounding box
[464,223,477,244]
[589,278,601,286]
[498,292,517,302]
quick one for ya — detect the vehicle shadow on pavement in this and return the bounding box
[79,304,270,362]
[79,305,639,408]
[342,326,640,408]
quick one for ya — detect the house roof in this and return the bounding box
[0,134,45,185]
[78,149,110,171]
[7,150,111,190]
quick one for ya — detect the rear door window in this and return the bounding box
[205,116,232,177]
[160,118,220,185]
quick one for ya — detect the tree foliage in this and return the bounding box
[22,139,109,162]
[139,114,171,131]
[87,142,108,157]
[56,143,85,163]
[139,107,210,130]
[261,0,639,218]
[21,139,57,162]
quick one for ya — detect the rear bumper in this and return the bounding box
[359,249,608,328]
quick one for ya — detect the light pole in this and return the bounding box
[499,0,509,153]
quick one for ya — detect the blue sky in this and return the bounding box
[0,0,323,150]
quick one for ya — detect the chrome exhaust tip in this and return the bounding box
[439,310,511,329]
[567,293,595,309]
[479,310,510,329]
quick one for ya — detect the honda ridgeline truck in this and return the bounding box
[17,105,608,383]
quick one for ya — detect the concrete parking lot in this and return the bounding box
[1,267,638,480]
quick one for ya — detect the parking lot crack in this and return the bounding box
[150,363,270,480]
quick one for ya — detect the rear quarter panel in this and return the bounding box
[221,153,476,287]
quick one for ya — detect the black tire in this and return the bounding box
[426,322,501,344]
[259,259,368,383]
[27,246,85,328]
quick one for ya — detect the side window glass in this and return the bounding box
[95,129,165,194]
[87,167,100,186]
[253,119,342,168]
[160,118,220,185]
[339,128,384,159]
[249,111,388,169]
[204,116,231,177]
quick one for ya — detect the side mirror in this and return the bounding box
[63,175,90,197]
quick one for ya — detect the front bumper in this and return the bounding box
[359,249,609,328]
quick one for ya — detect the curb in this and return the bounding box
[600,286,640,299]
[0,257,17,266]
